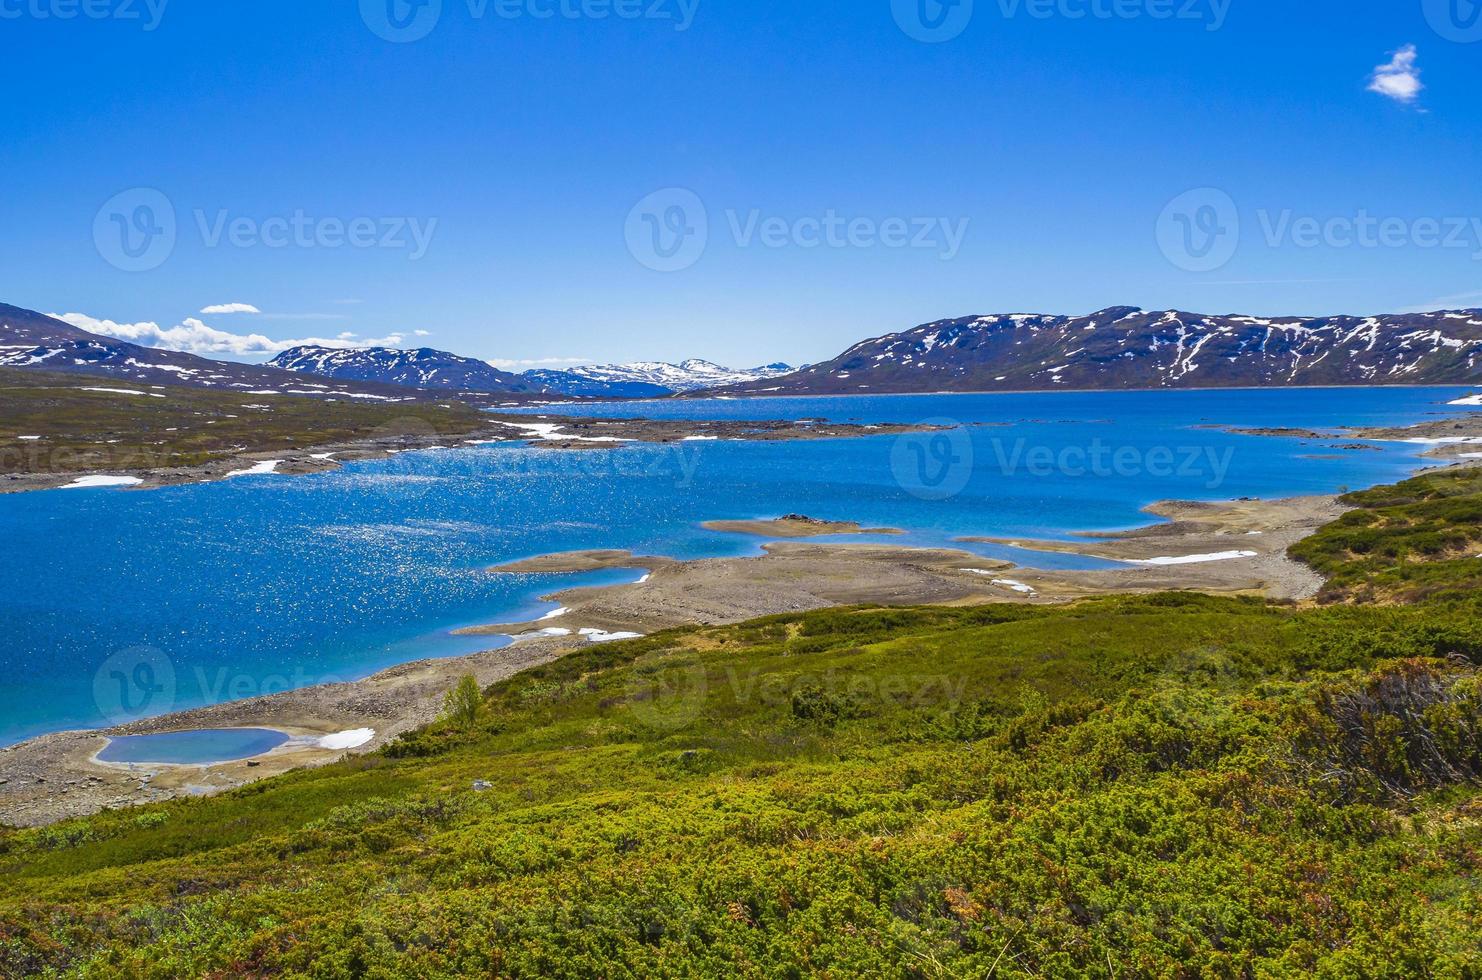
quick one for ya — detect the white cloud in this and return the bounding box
[414,329,431,336]
[1368,45,1422,104]
[54,313,407,357]
[199,302,261,315]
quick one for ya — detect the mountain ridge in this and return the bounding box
[0,303,426,402]
[270,345,546,395]
[707,307,1482,396]
[530,358,795,397]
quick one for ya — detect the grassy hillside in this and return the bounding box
[0,368,487,477]
[1,471,1480,977]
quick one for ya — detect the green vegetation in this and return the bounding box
[1292,468,1482,604]
[0,368,488,477]
[2,470,1480,976]
[443,675,485,730]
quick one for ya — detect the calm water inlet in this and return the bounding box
[97,729,291,766]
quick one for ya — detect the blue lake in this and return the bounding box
[97,728,290,765]
[0,387,1472,746]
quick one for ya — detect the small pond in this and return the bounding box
[97,728,291,765]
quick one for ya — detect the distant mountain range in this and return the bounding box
[273,347,794,398]
[711,307,1482,395]
[9,298,1481,406]
[0,304,422,402]
[270,345,546,394]
[526,359,795,398]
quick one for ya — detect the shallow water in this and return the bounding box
[0,387,1470,746]
[96,728,290,765]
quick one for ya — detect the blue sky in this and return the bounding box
[3,0,1480,368]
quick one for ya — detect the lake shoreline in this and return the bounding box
[0,413,944,495]
[4,404,1479,828]
[0,485,1375,828]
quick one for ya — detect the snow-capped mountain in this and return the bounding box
[271,345,544,394]
[528,359,796,397]
[0,303,420,401]
[712,308,1482,395]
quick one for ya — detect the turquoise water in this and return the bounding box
[0,387,1471,746]
[97,728,290,765]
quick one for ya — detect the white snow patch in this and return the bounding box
[579,628,645,643]
[80,387,164,398]
[499,422,632,444]
[1130,551,1259,566]
[58,474,143,490]
[1449,394,1482,406]
[224,460,282,478]
[318,728,375,750]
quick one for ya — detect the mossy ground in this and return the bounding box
[0,368,485,476]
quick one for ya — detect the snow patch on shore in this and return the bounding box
[318,728,375,750]
[499,422,633,444]
[580,628,645,643]
[224,460,282,478]
[963,569,1038,594]
[59,474,143,490]
[1130,550,1259,566]
[1448,394,1482,406]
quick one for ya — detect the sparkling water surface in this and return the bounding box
[0,387,1472,746]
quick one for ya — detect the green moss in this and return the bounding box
[0,367,486,476]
